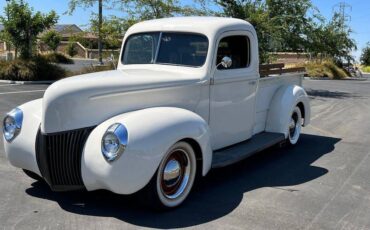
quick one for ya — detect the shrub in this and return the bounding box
[297,60,349,79]
[43,53,74,64]
[66,42,78,57]
[360,43,370,66]
[40,30,62,52]
[0,56,66,81]
[361,66,370,73]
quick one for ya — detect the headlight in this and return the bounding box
[3,108,23,142]
[101,123,128,162]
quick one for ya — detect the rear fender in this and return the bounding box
[266,85,310,138]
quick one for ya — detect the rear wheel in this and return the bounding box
[287,106,302,145]
[22,169,42,181]
[142,141,197,210]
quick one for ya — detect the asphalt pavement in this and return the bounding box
[0,76,370,229]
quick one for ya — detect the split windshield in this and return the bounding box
[122,32,209,67]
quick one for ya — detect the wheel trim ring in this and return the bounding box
[160,149,191,200]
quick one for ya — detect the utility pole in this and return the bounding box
[333,1,352,66]
[5,0,11,60]
[333,1,352,32]
[98,0,103,65]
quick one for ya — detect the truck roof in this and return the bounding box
[126,17,255,38]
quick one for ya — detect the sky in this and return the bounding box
[0,0,369,61]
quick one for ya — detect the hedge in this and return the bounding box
[0,56,66,81]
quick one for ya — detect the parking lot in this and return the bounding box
[0,77,370,230]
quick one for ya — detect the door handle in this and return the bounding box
[249,81,257,85]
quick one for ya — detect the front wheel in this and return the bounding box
[287,106,302,145]
[142,141,197,210]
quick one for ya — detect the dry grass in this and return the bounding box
[296,60,349,79]
[361,66,370,73]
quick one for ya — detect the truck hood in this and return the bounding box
[42,69,203,133]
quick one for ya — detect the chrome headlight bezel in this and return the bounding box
[3,108,23,142]
[101,123,128,162]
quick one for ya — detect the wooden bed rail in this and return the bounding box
[260,63,306,77]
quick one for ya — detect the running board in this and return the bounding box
[212,132,285,168]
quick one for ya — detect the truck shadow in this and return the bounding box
[25,133,340,228]
[306,89,360,99]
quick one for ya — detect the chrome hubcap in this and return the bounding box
[161,149,190,199]
[163,159,182,187]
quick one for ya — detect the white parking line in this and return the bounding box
[0,90,45,95]
[0,84,22,87]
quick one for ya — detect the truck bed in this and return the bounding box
[253,73,304,135]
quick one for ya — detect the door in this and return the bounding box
[210,31,259,150]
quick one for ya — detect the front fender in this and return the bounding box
[266,85,310,138]
[3,99,42,176]
[81,107,212,195]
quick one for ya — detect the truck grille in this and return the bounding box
[36,127,94,191]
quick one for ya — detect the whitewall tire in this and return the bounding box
[287,106,302,145]
[142,141,197,210]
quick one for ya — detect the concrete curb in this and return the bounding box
[306,77,368,81]
[0,80,55,85]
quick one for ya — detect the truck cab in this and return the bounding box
[3,17,310,209]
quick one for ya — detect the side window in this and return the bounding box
[216,35,251,70]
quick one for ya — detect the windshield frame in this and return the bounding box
[121,31,209,68]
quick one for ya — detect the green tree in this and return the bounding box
[266,0,320,52]
[0,0,58,59]
[89,15,125,49]
[217,0,357,64]
[301,10,356,64]
[118,0,209,20]
[217,0,278,63]
[360,43,370,66]
[321,12,356,64]
[67,0,211,17]
[67,0,211,31]
[40,30,62,52]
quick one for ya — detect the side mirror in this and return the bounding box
[217,56,232,69]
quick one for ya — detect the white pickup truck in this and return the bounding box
[3,17,310,209]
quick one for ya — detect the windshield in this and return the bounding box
[122,32,209,67]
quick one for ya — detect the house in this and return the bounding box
[1,24,85,53]
[54,24,83,36]
[1,23,120,59]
